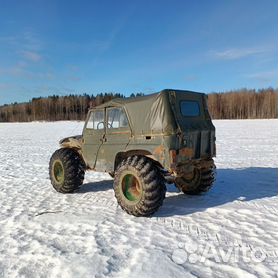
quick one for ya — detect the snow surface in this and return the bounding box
[0,119,277,278]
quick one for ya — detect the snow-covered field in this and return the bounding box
[0,119,277,278]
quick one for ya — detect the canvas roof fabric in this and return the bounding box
[94,89,204,135]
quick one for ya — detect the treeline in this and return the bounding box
[0,88,277,122]
[0,93,138,122]
[208,88,277,119]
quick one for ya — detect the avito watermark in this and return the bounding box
[172,241,267,265]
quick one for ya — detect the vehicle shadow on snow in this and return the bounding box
[74,167,277,218]
[156,167,278,217]
[76,179,113,193]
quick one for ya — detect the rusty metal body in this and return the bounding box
[60,89,216,179]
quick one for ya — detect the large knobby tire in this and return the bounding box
[175,161,216,195]
[113,155,166,217]
[49,148,85,193]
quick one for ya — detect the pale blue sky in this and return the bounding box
[0,0,277,105]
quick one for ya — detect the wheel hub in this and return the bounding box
[121,173,142,202]
[53,160,64,184]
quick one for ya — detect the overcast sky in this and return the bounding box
[0,0,277,105]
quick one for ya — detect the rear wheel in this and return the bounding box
[175,160,215,195]
[49,148,85,193]
[114,155,166,216]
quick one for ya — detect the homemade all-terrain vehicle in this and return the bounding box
[49,89,216,216]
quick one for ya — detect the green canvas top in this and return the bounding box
[92,89,205,135]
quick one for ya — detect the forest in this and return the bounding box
[0,88,277,122]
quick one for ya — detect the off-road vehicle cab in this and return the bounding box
[49,89,216,216]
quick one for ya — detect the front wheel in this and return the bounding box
[113,155,166,217]
[49,148,85,193]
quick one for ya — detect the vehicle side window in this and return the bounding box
[180,100,200,117]
[86,110,105,129]
[107,108,128,129]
